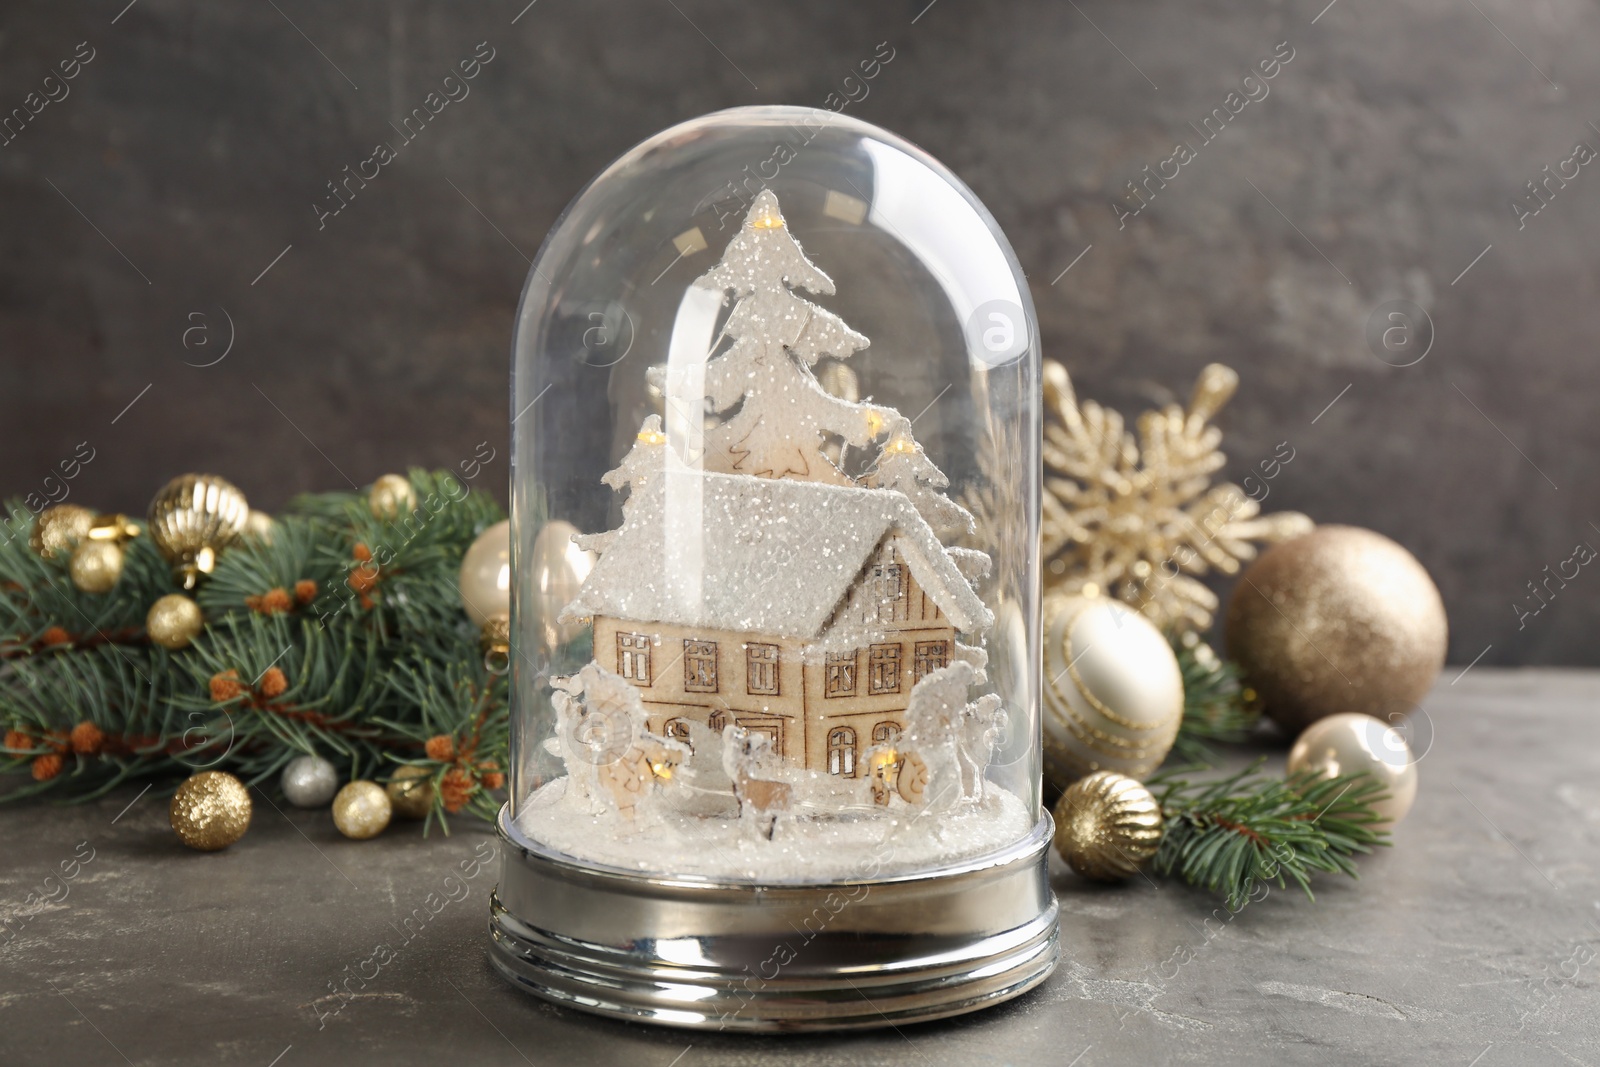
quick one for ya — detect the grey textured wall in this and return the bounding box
[1,0,1595,666]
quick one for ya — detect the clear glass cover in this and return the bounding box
[509,106,1040,882]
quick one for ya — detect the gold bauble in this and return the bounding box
[169,770,252,851]
[1288,712,1418,827]
[68,540,124,593]
[147,474,250,589]
[31,504,95,559]
[1041,593,1184,791]
[147,594,204,650]
[243,509,276,543]
[368,474,418,520]
[459,519,512,627]
[1225,525,1447,734]
[385,765,435,820]
[1053,771,1164,881]
[332,780,392,839]
[88,513,141,543]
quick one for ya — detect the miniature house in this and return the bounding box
[562,467,990,776]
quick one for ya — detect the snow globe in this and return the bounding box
[491,106,1054,1030]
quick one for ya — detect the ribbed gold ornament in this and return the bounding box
[68,540,124,593]
[368,474,417,520]
[147,474,250,589]
[1052,771,1164,882]
[169,770,253,851]
[386,765,435,820]
[30,504,95,559]
[147,593,204,650]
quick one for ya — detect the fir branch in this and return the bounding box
[1150,761,1391,909]
[0,475,510,829]
[1171,636,1261,763]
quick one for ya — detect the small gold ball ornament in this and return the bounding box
[1053,771,1164,881]
[31,504,95,559]
[147,594,204,650]
[169,770,253,851]
[68,540,124,593]
[332,780,392,839]
[1288,712,1418,827]
[385,765,435,820]
[147,474,251,589]
[368,474,418,520]
[243,509,276,543]
[1041,593,1184,790]
[1225,525,1447,734]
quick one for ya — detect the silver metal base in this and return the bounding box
[487,807,1060,1032]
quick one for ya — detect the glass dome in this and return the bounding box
[495,106,1051,1030]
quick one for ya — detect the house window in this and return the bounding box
[746,643,780,696]
[617,632,651,684]
[707,709,728,735]
[828,727,857,777]
[872,721,901,746]
[684,640,718,693]
[868,643,902,695]
[825,651,858,698]
[875,563,904,609]
[664,717,692,749]
[914,640,949,683]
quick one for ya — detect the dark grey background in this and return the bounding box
[1,0,1594,666]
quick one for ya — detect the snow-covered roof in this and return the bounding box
[561,470,992,640]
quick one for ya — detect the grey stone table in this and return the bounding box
[3,669,1597,1066]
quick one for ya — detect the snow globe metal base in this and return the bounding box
[494,106,1055,1031]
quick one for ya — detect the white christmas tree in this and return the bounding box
[866,422,976,542]
[691,190,892,484]
[574,416,666,556]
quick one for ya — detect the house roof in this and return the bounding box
[560,469,993,641]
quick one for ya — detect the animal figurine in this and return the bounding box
[721,725,791,840]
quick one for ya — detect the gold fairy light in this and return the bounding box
[1040,360,1313,633]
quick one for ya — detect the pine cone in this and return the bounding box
[31,753,63,781]
[258,667,289,699]
[210,669,244,703]
[70,722,104,755]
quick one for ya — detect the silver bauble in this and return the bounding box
[281,754,340,808]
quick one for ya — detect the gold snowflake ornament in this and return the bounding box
[1042,360,1313,634]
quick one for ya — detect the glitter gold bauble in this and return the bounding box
[147,474,250,589]
[385,765,435,820]
[1225,525,1447,734]
[1041,593,1184,791]
[1288,712,1418,827]
[460,519,512,628]
[68,540,124,593]
[1039,360,1313,633]
[147,594,203,650]
[169,770,253,851]
[1052,771,1164,881]
[332,780,392,839]
[368,474,417,520]
[31,504,95,559]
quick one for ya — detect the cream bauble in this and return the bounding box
[1287,712,1418,826]
[332,780,392,839]
[1225,525,1447,734]
[1042,593,1184,790]
[459,519,511,628]
[528,519,595,648]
